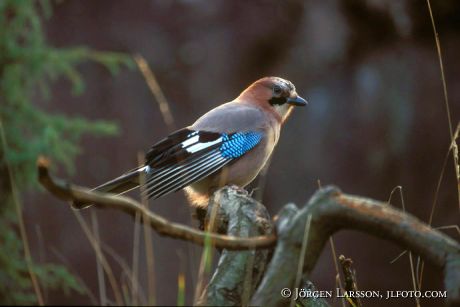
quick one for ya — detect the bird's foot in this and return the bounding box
[226,184,249,196]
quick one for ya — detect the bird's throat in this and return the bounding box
[274,104,294,123]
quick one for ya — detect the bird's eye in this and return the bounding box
[273,85,282,97]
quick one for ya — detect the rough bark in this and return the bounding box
[38,160,460,306]
[339,255,362,307]
[37,157,276,250]
[196,186,273,306]
[251,186,460,307]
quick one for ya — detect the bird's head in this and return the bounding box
[237,77,307,123]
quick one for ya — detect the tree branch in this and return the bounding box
[38,158,460,306]
[196,186,274,306]
[339,255,361,307]
[251,186,460,307]
[37,157,276,250]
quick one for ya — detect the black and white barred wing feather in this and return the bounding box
[143,128,262,199]
[72,127,262,209]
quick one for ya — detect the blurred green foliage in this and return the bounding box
[0,0,133,304]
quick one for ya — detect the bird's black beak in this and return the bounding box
[287,95,308,106]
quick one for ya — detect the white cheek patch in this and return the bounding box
[273,104,293,120]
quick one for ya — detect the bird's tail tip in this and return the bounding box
[69,166,148,210]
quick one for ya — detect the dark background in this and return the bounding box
[26,0,459,306]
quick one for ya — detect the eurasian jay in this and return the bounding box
[74,77,307,209]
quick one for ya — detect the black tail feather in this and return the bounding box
[71,167,145,209]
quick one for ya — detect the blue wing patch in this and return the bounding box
[220,132,263,158]
[143,129,263,199]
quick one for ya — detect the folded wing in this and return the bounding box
[144,128,262,199]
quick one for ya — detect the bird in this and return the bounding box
[73,76,307,209]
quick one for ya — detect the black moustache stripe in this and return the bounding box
[269,96,287,106]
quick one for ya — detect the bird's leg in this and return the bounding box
[194,207,208,231]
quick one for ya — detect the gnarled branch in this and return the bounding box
[37,157,276,250]
[38,158,460,306]
[195,187,274,306]
[251,187,460,307]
